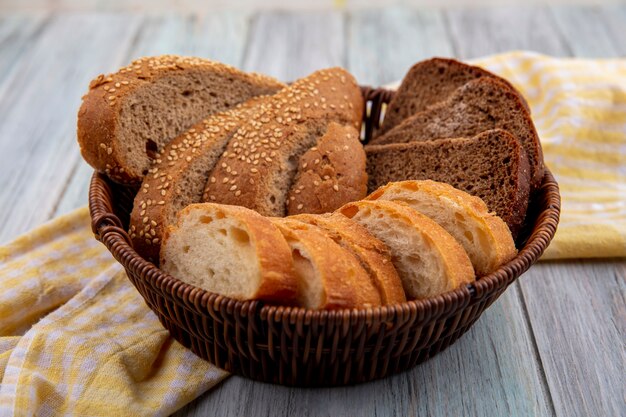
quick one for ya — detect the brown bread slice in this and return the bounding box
[78,55,284,184]
[291,213,406,305]
[365,129,530,238]
[286,122,367,215]
[378,57,530,135]
[160,203,298,304]
[366,180,517,276]
[271,218,381,309]
[337,200,475,300]
[371,77,543,191]
[129,97,268,262]
[203,67,364,216]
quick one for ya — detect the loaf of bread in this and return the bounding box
[291,213,406,304]
[367,180,516,276]
[202,67,364,216]
[271,218,382,309]
[160,203,299,303]
[370,77,543,191]
[129,97,269,261]
[365,129,530,238]
[286,122,367,215]
[378,57,530,135]
[78,55,284,184]
[338,200,475,299]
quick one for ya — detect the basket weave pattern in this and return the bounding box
[89,87,560,386]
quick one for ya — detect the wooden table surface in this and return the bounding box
[0,4,624,417]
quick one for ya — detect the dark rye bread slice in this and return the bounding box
[378,57,530,135]
[129,97,268,262]
[203,67,364,216]
[77,55,284,184]
[365,129,530,238]
[371,77,543,191]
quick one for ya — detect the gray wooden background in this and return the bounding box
[0,4,624,417]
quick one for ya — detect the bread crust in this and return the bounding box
[291,213,406,304]
[77,55,284,184]
[203,67,364,216]
[338,200,475,299]
[286,122,367,215]
[271,218,381,309]
[160,203,299,304]
[367,180,517,275]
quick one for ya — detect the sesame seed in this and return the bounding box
[108,96,115,101]
[158,201,165,205]
[222,177,229,184]
[99,143,106,149]
[313,181,319,186]
[290,196,295,201]
[161,190,166,196]
[333,184,339,191]
[229,185,237,191]
[250,168,258,173]
[142,217,148,223]
[210,177,216,183]
[140,210,146,216]
[209,195,216,201]
[314,159,320,164]
[297,204,303,210]
[235,190,241,196]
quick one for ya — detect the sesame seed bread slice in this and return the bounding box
[290,213,406,305]
[129,97,270,262]
[160,203,298,304]
[379,57,530,135]
[365,129,530,238]
[370,77,543,191]
[78,55,285,184]
[338,200,475,300]
[271,218,381,309]
[203,67,364,216]
[367,180,517,276]
[286,122,367,215]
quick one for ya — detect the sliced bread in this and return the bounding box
[365,129,530,238]
[367,180,517,275]
[129,97,267,261]
[379,57,530,135]
[203,67,364,216]
[160,203,298,303]
[290,213,406,304]
[370,77,543,190]
[78,55,285,184]
[337,200,475,299]
[286,122,367,215]
[271,218,381,309]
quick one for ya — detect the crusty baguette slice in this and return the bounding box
[78,55,284,184]
[271,218,381,309]
[287,122,367,215]
[371,77,543,191]
[367,180,517,276]
[379,57,530,135]
[203,67,364,216]
[160,203,298,304]
[290,213,406,304]
[365,129,530,238]
[130,97,268,262]
[337,200,475,299]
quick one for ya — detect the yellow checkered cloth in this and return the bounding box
[0,208,228,416]
[0,52,625,416]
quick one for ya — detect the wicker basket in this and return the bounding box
[88,86,560,387]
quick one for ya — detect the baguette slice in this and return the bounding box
[271,218,381,309]
[338,200,475,299]
[365,129,530,238]
[203,67,364,216]
[160,203,298,304]
[286,122,367,215]
[78,55,284,184]
[379,57,530,135]
[367,180,517,276]
[290,213,406,305]
[371,77,543,191]
[130,97,268,261]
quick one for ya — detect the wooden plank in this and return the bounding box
[242,11,344,81]
[52,11,251,216]
[445,6,571,59]
[348,7,453,86]
[549,5,620,58]
[519,261,626,417]
[597,4,626,56]
[0,13,49,83]
[0,13,141,243]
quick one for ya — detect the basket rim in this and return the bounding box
[88,168,560,323]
